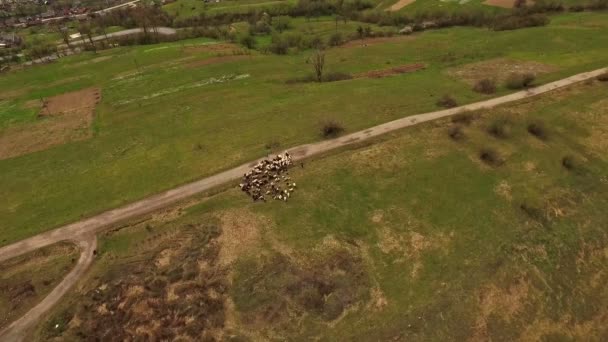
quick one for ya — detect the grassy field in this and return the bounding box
[0,242,78,330]
[380,0,507,14]
[164,0,296,19]
[34,77,608,340]
[0,12,607,248]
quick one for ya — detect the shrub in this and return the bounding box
[448,126,465,141]
[320,120,345,138]
[519,202,545,224]
[562,155,578,171]
[505,72,536,89]
[273,15,292,32]
[597,72,608,82]
[451,112,476,125]
[268,34,289,54]
[436,95,458,108]
[487,119,511,139]
[239,34,256,49]
[473,79,497,94]
[527,121,548,140]
[479,148,504,166]
[328,32,343,46]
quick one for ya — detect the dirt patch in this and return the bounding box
[184,43,242,54]
[473,278,531,341]
[483,0,516,8]
[0,87,100,160]
[387,0,415,11]
[340,35,416,48]
[355,63,426,79]
[217,210,263,266]
[446,58,557,85]
[71,56,112,67]
[53,225,228,341]
[185,55,252,69]
[494,180,512,201]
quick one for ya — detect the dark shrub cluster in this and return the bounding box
[436,95,458,108]
[527,121,548,140]
[320,120,345,138]
[505,72,536,89]
[479,148,504,167]
[473,79,497,94]
[448,126,466,141]
[487,119,512,139]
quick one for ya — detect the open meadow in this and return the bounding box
[1,11,608,248]
[32,77,608,340]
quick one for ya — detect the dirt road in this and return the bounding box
[0,235,97,342]
[0,67,606,341]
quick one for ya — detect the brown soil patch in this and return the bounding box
[184,43,241,54]
[473,278,531,341]
[387,0,415,11]
[483,0,516,8]
[186,55,252,69]
[494,180,512,201]
[340,35,416,48]
[355,63,426,79]
[217,209,263,266]
[446,58,557,85]
[0,87,100,160]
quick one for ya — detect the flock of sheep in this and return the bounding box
[239,153,297,202]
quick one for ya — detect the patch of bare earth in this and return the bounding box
[184,43,242,54]
[217,209,263,266]
[373,211,452,278]
[446,58,557,85]
[0,87,100,160]
[355,63,426,79]
[483,0,516,8]
[340,35,416,48]
[186,55,253,69]
[472,278,531,341]
[387,0,415,11]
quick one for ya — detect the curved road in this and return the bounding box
[0,66,606,341]
[0,235,97,342]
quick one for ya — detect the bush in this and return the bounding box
[505,72,536,89]
[448,126,465,141]
[320,120,345,138]
[597,72,608,82]
[473,79,497,94]
[561,155,578,171]
[487,119,511,139]
[239,34,256,49]
[492,13,550,31]
[451,112,477,125]
[479,148,504,166]
[268,34,289,54]
[527,121,548,140]
[436,95,458,108]
[328,32,343,46]
[273,15,292,32]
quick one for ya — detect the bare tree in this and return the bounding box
[78,21,97,53]
[55,24,72,50]
[311,49,325,82]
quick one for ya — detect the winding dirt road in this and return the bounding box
[0,66,606,341]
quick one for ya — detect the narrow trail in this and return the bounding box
[0,235,97,342]
[0,67,605,341]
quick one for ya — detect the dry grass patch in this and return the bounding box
[483,0,517,8]
[217,209,264,267]
[354,63,426,79]
[446,58,556,86]
[387,0,415,11]
[0,87,100,160]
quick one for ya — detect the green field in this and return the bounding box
[164,0,296,19]
[1,11,607,247]
[35,77,608,340]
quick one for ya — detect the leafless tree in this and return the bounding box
[55,24,72,50]
[311,49,325,82]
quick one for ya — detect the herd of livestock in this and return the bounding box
[239,153,297,202]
